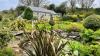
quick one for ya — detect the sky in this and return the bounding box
[0,0,100,11]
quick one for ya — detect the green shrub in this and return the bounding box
[83,14,100,31]
[90,45,100,56]
[16,6,26,16]
[16,6,33,20]
[68,40,92,56]
[0,47,15,56]
[10,19,26,31]
[33,16,38,20]
[95,8,100,15]
[62,15,73,21]
[92,29,100,40]
[2,18,10,27]
[0,29,13,48]
[62,15,84,22]
[66,23,84,32]
[0,15,2,21]
[80,29,94,43]
[23,7,33,20]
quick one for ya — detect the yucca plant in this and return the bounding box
[19,30,67,56]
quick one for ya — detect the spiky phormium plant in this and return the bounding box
[19,30,67,56]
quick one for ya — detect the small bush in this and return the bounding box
[0,15,2,21]
[95,8,100,15]
[68,40,92,56]
[0,29,13,48]
[62,15,73,21]
[80,29,94,43]
[16,6,26,16]
[62,15,83,22]
[83,14,100,31]
[16,6,33,20]
[90,45,100,56]
[66,23,84,32]
[0,47,15,56]
[92,29,100,40]
[23,7,33,20]
[33,16,38,20]
[10,19,26,31]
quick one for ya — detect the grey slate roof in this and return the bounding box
[30,7,56,14]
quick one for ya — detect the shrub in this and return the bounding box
[33,16,38,20]
[19,30,67,56]
[0,29,13,48]
[90,45,100,56]
[83,14,100,31]
[16,6,26,16]
[0,15,2,21]
[68,40,92,56]
[62,15,73,21]
[10,19,26,31]
[80,29,94,43]
[95,8,100,15]
[62,15,84,22]
[66,23,84,32]
[16,6,33,20]
[23,7,33,20]
[0,47,15,56]
[92,29,100,40]
[2,18,10,27]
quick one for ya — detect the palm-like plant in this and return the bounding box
[19,30,67,56]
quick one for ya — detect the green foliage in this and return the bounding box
[0,47,15,56]
[90,45,100,56]
[33,16,38,20]
[92,29,100,40]
[23,7,33,20]
[10,19,26,31]
[95,8,100,15]
[80,29,94,43]
[19,30,67,56]
[66,23,84,32]
[68,40,92,56]
[83,14,100,31]
[0,29,13,48]
[62,15,84,22]
[0,15,2,21]
[47,4,55,11]
[16,6,33,20]
[2,18,10,27]
[16,6,26,16]
[62,15,73,21]
[55,2,67,16]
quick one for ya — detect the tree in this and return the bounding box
[68,0,77,13]
[16,6,26,16]
[16,6,33,20]
[85,0,95,9]
[55,2,67,16]
[77,0,95,9]
[47,4,55,11]
[23,7,33,20]
[19,0,47,7]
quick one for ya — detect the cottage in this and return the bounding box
[30,7,60,20]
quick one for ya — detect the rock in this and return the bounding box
[60,32,68,38]
[68,32,80,40]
